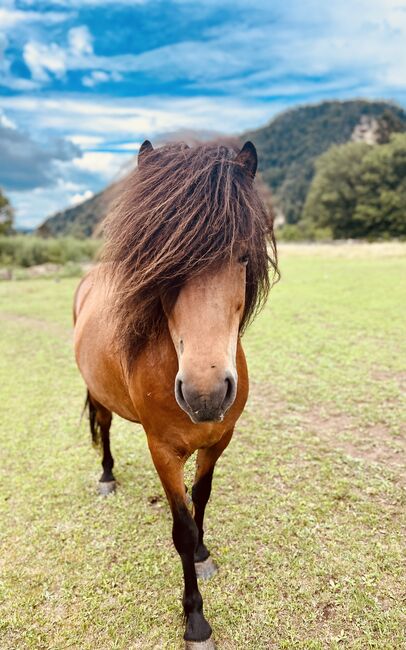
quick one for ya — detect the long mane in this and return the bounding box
[102,141,279,365]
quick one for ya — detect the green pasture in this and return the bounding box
[0,244,405,649]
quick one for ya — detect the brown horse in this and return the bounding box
[73,140,278,648]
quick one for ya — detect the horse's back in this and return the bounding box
[73,266,98,324]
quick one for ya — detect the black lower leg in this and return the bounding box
[192,470,214,563]
[87,393,114,484]
[100,425,115,482]
[172,501,212,642]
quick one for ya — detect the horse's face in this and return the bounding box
[167,252,248,423]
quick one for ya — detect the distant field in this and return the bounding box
[0,244,405,649]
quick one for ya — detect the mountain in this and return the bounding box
[245,100,406,224]
[38,100,406,236]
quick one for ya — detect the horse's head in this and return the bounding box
[162,142,257,423]
[167,252,248,423]
[104,139,278,420]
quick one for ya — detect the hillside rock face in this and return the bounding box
[38,100,406,237]
[351,116,381,145]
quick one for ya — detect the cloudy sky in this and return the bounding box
[1,0,406,229]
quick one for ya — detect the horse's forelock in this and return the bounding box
[102,141,279,366]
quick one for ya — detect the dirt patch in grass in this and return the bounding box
[249,379,405,483]
[371,369,406,392]
[306,412,405,474]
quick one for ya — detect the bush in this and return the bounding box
[277,222,333,242]
[0,236,101,268]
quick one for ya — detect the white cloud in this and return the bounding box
[0,111,17,130]
[82,70,122,87]
[67,134,104,147]
[23,25,94,84]
[0,7,68,30]
[0,2,72,89]
[69,189,94,206]
[72,151,132,180]
[23,24,94,83]
[82,70,109,86]
[23,41,67,82]
[22,24,122,89]
[68,25,93,55]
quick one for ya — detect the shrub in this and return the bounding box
[0,236,101,268]
[277,222,333,242]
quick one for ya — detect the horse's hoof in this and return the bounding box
[98,480,116,496]
[195,556,218,580]
[185,637,216,649]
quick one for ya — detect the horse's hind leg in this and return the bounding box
[86,392,116,495]
[192,428,234,579]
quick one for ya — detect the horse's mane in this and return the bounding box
[102,141,279,365]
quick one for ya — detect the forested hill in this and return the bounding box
[38,100,406,237]
[244,100,406,223]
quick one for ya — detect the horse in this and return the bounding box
[73,139,278,648]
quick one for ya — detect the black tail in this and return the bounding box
[84,391,102,448]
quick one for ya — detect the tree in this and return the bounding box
[0,189,14,236]
[302,142,369,238]
[354,134,406,238]
[376,109,406,143]
[303,135,406,239]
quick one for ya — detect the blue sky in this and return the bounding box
[1,0,406,228]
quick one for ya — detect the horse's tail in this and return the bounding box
[83,391,102,448]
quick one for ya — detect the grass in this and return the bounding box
[0,243,405,649]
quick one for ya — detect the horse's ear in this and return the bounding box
[235,141,257,178]
[138,140,153,166]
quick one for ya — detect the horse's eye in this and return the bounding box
[238,254,249,266]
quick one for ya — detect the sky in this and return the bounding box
[1,0,406,229]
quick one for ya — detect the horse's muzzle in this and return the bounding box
[175,372,237,423]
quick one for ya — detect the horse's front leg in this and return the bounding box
[148,439,215,649]
[192,428,234,578]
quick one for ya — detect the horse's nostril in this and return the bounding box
[225,378,233,402]
[222,374,236,412]
[175,377,186,407]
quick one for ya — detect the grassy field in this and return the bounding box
[0,243,405,649]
